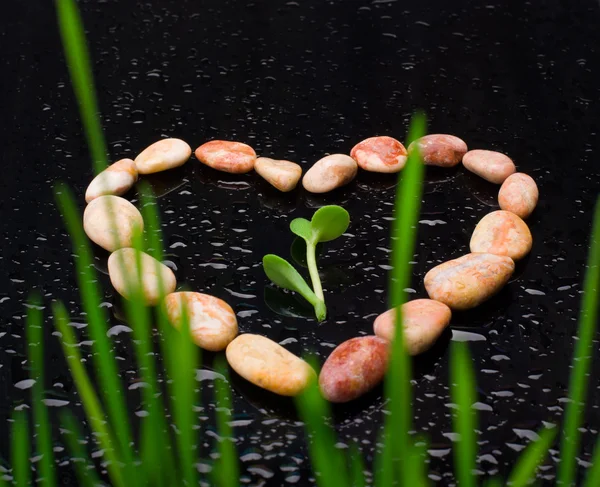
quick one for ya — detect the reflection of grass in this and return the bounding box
[5,0,599,485]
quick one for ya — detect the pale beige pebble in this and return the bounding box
[83,195,144,251]
[135,138,192,174]
[462,149,516,184]
[302,154,358,193]
[226,334,316,396]
[498,173,539,219]
[108,248,176,306]
[255,157,302,192]
[470,210,532,261]
[350,136,407,173]
[195,140,257,174]
[85,159,138,203]
[424,253,515,311]
[164,292,238,351]
[408,134,468,168]
[373,299,452,355]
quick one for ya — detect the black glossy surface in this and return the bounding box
[2,0,600,484]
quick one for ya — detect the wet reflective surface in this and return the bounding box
[2,0,600,484]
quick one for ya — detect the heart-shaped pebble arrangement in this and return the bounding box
[83,135,539,403]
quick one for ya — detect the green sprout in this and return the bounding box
[263,205,349,321]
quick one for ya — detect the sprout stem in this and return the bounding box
[306,241,326,320]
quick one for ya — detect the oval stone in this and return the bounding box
[108,248,177,306]
[135,138,191,174]
[255,157,302,192]
[319,336,389,403]
[462,149,516,184]
[302,154,358,193]
[350,136,407,173]
[498,173,539,219]
[195,140,257,174]
[470,210,532,261]
[85,158,138,203]
[424,253,515,310]
[374,299,452,355]
[83,195,144,251]
[164,292,238,351]
[408,134,467,168]
[226,334,316,396]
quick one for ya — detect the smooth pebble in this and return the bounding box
[408,134,467,167]
[374,299,452,355]
[83,195,144,251]
[108,248,176,306]
[85,158,138,203]
[164,292,238,351]
[498,173,539,219]
[424,253,515,310]
[195,140,257,174]
[462,149,516,184]
[350,136,407,173]
[319,336,388,403]
[255,157,302,192]
[135,138,191,174]
[302,154,357,193]
[470,210,532,261]
[226,334,316,396]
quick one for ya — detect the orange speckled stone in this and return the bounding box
[498,173,539,219]
[319,336,389,403]
[408,134,467,168]
[350,136,407,173]
[195,140,257,174]
[164,292,238,351]
[424,253,515,310]
[373,299,452,355]
[462,149,516,184]
[470,210,532,261]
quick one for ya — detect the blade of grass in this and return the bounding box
[383,112,426,484]
[11,412,30,487]
[374,429,394,487]
[557,198,600,486]
[450,341,477,487]
[349,444,366,487]
[55,0,108,173]
[483,478,503,487]
[52,301,124,487]
[26,296,57,487]
[60,412,101,487]
[507,427,556,487]
[410,436,431,487]
[54,184,134,479]
[583,435,600,487]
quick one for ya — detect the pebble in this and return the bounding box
[255,157,302,192]
[462,149,516,184]
[302,154,358,193]
[350,136,407,173]
[164,292,238,351]
[470,210,532,261]
[424,253,515,310]
[408,134,467,168]
[134,138,191,174]
[226,334,316,396]
[195,140,257,174]
[498,173,539,219]
[108,248,177,306]
[319,336,389,403]
[373,299,452,355]
[83,195,144,251]
[85,159,138,203]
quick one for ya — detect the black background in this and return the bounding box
[2,0,600,485]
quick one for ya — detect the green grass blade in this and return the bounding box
[54,184,135,477]
[11,412,30,487]
[450,342,477,487]
[383,112,426,483]
[409,436,430,487]
[26,296,57,487]
[374,431,394,487]
[60,412,101,487]
[52,301,124,487]
[55,0,108,173]
[507,427,556,487]
[558,198,600,486]
[583,434,600,487]
[349,444,366,487]
[483,478,502,487]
